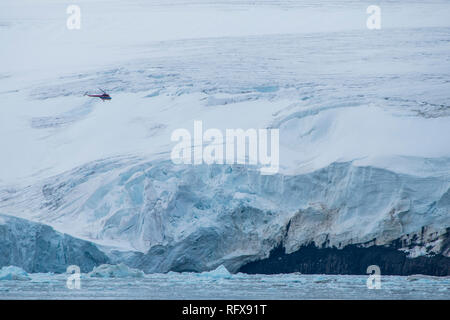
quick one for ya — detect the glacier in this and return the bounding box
[0,0,449,280]
[0,214,109,273]
[0,266,30,281]
[1,158,448,274]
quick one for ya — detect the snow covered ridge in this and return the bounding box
[0,157,448,274]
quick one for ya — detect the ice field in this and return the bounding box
[0,0,449,299]
[1,267,449,300]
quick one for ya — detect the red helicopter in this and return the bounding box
[84,89,111,101]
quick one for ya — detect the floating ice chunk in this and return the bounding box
[0,266,31,281]
[313,276,335,284]
[89,263,144,278]
[407,274,450,282]
[197,265,232,279]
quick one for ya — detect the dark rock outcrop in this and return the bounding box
[238,240,450,276]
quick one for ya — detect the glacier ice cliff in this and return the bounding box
[1,158,448,275]
[0,266,30,281]
[0,214,109,273]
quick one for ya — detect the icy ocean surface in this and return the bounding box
[1,271,449,300]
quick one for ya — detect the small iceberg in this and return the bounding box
[196,265,232,279]
[312,275,336,284]
[407,274,450,282]
[89,263,144,278]
[0,266,31,281]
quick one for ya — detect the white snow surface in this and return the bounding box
[0,0,449,272]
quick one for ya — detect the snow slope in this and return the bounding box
[0,0,449,273]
